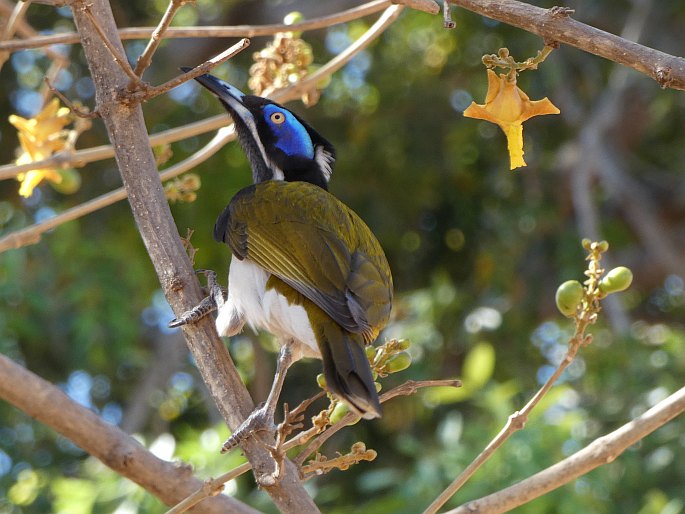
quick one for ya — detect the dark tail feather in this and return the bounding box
[319,325,381,419]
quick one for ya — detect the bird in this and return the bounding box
[170,71,393,452]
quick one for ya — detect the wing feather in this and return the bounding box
[216,181,392,340]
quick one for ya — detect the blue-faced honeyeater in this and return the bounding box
[170,72,393,450]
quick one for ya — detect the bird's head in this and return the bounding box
[189,71,335,189]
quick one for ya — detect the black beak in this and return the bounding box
[180,67,248,113]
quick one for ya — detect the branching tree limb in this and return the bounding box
[445,385,685,514]
[449,0,685,90]
[0,4,403,253]
[0,0,392,51]
[69,0,318,509]
[0,354,260,514]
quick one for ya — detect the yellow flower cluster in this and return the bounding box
[248,13,318,105]
[9,99,73,197]
[464,69,559,170]
[164,173,201,203]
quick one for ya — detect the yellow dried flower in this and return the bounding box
[248,19,317,105]
[464,69,560,169]
[164,173,201,203]
[9,99,74,197]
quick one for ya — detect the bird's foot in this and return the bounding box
[221,403,276,455]
[168,269,225,328]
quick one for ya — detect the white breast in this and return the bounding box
[216,257,321,359]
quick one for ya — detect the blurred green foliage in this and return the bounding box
[2,1,685,513]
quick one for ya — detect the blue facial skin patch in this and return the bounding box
[263,104,314,159]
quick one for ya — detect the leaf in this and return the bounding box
[423,342,496,405]
[463,341,496,389]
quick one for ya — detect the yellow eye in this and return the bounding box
[270,112,286,124]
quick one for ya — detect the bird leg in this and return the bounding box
[221,341,295,456]
[168,269,225,328]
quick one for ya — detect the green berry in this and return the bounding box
[555,280,584,317]
[599,267,633,295]
[396,339,411,350]
[50,168,81,194]
[284,11,304,25]
[385,352,412,373]
[330,402,352,425]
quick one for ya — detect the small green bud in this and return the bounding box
[375,381,382,392]
[596,240,609,252]
[330,402,358,425]
[581,238,592,250]
[599,266,633,295]
[385,352,412,373]
[396,339,411,350]
[284,11,304,25]
[316,373,327,390]
[555,280,584,317]
[365,345,377,362]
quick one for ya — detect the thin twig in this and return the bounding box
[0,0,32,69]
[0,113,229,181]
[0,0,392,52]
[126,37,251,104]
[446,386,685,514]
[165,465,251,514]
[131,0,193,82]
[423,341,584,513]
[423,249,604,514]
[0,0,68,64]
[392,0,439,15]
[80,3,142,87]
[166,379,460,514]
[296,379,461,468]
[276,4,404,102]
[44,77,100,118]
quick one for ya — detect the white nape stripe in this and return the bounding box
[226,100,277,180]
[315,146,335,182]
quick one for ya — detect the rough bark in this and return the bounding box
[68,0,319,511]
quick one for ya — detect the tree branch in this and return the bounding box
[0,0,392,52]
[445,385,685,514]
[425,262,604,514]
[69,0,318,508]
[449,0,685,91]
[127,37,251,104]
[79,3,141,85]
[171,379,461,514]
[132,0,191,80]
[295,379,461,469]
[0,126,237,253]
[0,354,260,514]
[0,0,32,69]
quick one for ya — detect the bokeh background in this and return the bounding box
[1,0,685,512]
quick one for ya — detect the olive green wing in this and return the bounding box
[214,181,393,342]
